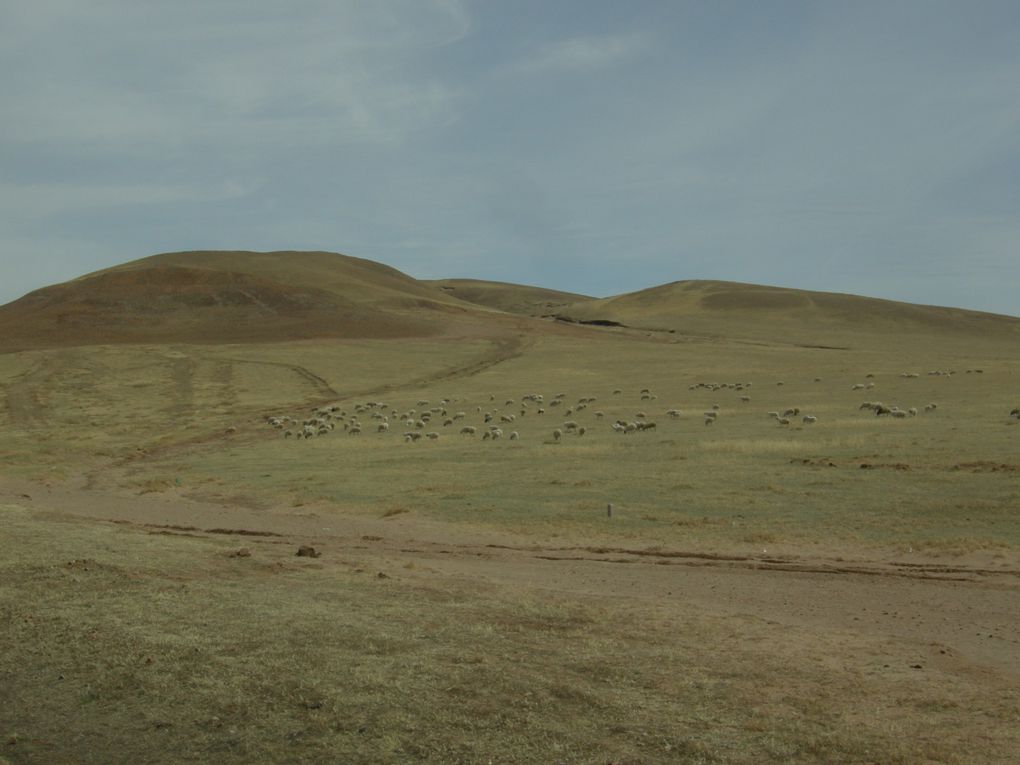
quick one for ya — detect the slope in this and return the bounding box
[0,251,506,349]
[555,280,1020,350]
[428,278,593,317]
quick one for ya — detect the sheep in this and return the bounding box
[509,431,520,440]
[459,425,477,435]
[284,430,293,438]
[404,432,422,442]
[635,411,647,419]
[553,429,563,441]
[594,410,605,419]
[611,422,624,433]
[624,423,638,434]
[924,403,938,412]
[490,428,503,440]
[740,396,751,403]
[348,426,362,435]
[1010,407,1020,419]
[636,421,656,431]
[703,411,717,420]
[767,411,780,419]
[802,415,817,424]
[704,417,714,426]
[612,389,622,395]
[891,410,908,419]
[666,409,681,419]
[563,420,579,431]
[851,383,866,391]
[777,417,790,425]
[907,407,918,416]
[443,418,454,427]
[783,408,800,417]
[576,427,586,436]
[453,411,466,420]
[426,432,439,440]
[377,422,390,433]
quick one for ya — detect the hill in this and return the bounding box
[428,278,592,317]
[0,251,506,349]
[553,280,1020,350]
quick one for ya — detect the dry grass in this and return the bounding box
[2,302,1020,763]
[3,505,1018,764]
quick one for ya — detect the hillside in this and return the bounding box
[554,280,1020,350]
[0,251,506,349]
[428,278,592,316]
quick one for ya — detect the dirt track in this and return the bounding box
[4,474,1017,684]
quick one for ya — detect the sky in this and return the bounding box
[2,1,1019,316]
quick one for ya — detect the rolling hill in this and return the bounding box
[427,278,592,317]
[2,251,1019,351]
[550,280,1020,349]
[0,251,509,349]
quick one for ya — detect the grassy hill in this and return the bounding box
[554,279,1020,350]
[428,278,592,316]
[0,251,508,349]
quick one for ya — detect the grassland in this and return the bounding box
[2,257,1019,763]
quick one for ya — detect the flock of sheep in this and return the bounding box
[259,367,1017,444]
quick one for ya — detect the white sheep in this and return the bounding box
[802,415,817,424]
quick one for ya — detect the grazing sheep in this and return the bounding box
[891,410,908,419]
[594,410,605,419]
[851,383,866,391]
[553,429,563,441]
[636,421,656,431]
[443,418,454,427]
[778,418,790,425]
[612,389,622,395]
[924,403,938,412]
[1010,407,1020,419]
[704,417,714,426]
[426,432,439,440]
[740,396,751,403]
[459,425,477,435]
[490,428,503,440]
[377,422,389,433]
[576,427,586,436]
[635,411,646,419]
[624,423,638,434]
[783,408,800,417]
[907,407,918,416]
[284,430,293,438]
[666,409,681,419]
[802,415,817,424]
[703,411,717,419]
[509,431,520,440]
[405,432,422,442]
[563,420,579,431]
[767,411,780,419]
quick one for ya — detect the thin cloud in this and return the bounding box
[507,33,648,75]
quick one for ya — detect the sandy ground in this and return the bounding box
[4,472,1018,687]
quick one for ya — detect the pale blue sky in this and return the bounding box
[2,1,1018,315]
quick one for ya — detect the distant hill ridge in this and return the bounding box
[1,250,1018,350]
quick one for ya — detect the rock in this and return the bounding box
[296,546,321,558]
[230,547,252,558]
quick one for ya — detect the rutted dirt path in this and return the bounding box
[3,474,1018,683]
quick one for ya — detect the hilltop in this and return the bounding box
[2,251,1019,351]
[551,279,1020,350]
[0,251,510,349]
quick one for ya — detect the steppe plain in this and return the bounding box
[1,251,1018,764]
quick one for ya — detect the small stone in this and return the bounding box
[231,547,252,558]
